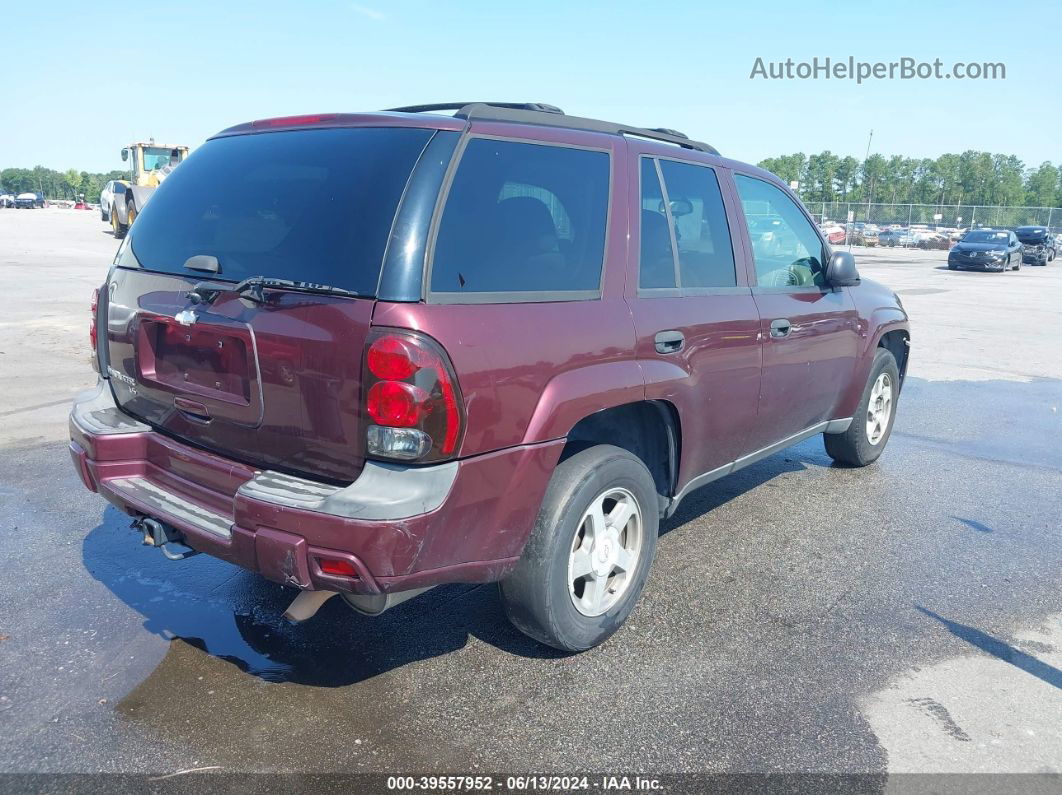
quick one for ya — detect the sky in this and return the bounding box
[2,0,1059,173]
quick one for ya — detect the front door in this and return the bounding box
[730,173,860,452]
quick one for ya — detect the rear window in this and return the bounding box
[429,138,610,299]
[124,127,433,295]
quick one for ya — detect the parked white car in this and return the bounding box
[99,180,129,224]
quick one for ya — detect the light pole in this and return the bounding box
[863,130,874,225]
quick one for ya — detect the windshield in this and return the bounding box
[963,230,1008,243]
[142,146,179,171]
[1016,228,1047,242]
[124,127,433,295]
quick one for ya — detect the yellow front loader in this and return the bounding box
[108,139,189,238]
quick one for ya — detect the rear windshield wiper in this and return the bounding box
[233,276,360,303]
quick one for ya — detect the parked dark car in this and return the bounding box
[1016,225,1057,265]
[69,102,910,651]
[948,229,1023,272]
[14,191,44,208]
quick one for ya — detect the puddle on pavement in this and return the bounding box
[83,506,556,688]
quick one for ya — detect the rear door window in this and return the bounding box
[429,138,610,299]
[123,127,434,295]
[639,157,736,290]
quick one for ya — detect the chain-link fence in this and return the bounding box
[809,201,1060,232]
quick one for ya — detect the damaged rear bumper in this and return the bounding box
[70,380,562,594]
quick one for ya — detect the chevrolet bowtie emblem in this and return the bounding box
[174,308,198,326]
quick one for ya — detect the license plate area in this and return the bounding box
[138,317,252,405]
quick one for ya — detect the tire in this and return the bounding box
[110,203,127,238]
[1013,257,1021,271]
[500,445,659,652]
[824,347,900,467]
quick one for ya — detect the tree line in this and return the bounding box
[757,151,1060,208]
[5,151,1060,210]
[0,166,127,201]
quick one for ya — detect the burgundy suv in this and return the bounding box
[69,103,910,651]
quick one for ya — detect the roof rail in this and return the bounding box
[386,102,564,115]
[384,102,718,155]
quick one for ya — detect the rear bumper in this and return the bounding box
[70,380,562,594]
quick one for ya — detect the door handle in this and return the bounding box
[769,318,792,338]
[174,396,212,423]
[654,330,685,354]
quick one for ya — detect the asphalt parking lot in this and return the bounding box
[1,209,1060,780]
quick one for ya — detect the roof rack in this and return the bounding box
[386,102,565,115]
[384,102,718,155]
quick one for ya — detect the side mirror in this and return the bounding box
[660,197,693,217]
[121,148,129,162]
[826,250,860,287]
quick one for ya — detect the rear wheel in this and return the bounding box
[110,204,127,238]
[825,347,899,467]
[500,445,658,652]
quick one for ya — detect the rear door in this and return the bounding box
[626,148,762,483]
[729,172,860,451]
[104,125,437,483]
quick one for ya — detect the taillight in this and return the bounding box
[89,287,99,351]
[317,558,358,577]
[363,329,464,462]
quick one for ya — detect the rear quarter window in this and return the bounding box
[429,138,610,300]
[123,127,434,295]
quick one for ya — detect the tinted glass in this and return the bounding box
[658,160,736,288]
[734,175,827,288]
[639,158,676,288]
[430,139,609,294]
[125,127,433,295]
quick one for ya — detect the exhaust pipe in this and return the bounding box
[282,586,435,622]
[341,586,434,616]
[282,590,339,622]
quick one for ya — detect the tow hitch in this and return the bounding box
[133,516,199,561]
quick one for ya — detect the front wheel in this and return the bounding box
[500,445,658,652]
[825,347,900,467]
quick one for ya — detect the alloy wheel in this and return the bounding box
[866,372,893,445]
[568,487,643,617]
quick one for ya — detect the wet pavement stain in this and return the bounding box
[905,697,971,742]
